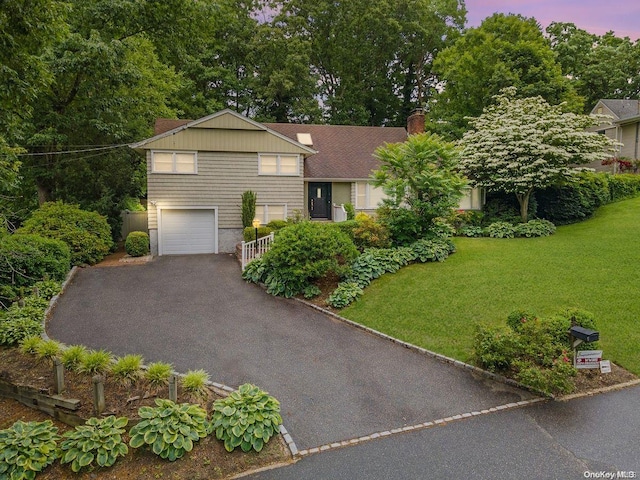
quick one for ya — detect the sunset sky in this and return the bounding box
[465,0,640,40]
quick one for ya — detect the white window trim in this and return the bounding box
[151,150,198,174]
[356,182,386,209]
[258,153,300,176]
[255,204,288,224]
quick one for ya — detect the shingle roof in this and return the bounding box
[265,123,407,179]
[153,116,408,179]
[600,100,640,120]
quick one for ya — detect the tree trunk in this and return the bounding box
[515,190,533,223]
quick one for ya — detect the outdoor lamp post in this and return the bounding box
[252,218,260,242]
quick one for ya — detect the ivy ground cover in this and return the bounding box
[342,197,640,374]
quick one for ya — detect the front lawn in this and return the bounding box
[342,197,640,375]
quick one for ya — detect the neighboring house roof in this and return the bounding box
[146,111,409,180]
[266,123,407,179]
[594,99,640,121]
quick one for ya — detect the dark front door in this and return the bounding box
[309,182,331,219]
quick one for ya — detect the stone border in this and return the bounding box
[293,297,551,399]
[39,265,300,459]
[297,397,547,457]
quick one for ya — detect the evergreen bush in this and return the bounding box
[124,231,149,257]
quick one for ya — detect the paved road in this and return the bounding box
[249,385,640,480]
[48,254,535,450]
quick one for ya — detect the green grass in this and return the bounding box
[342,197,640,374]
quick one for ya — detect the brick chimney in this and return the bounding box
[407,108,425,135]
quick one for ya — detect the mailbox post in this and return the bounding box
[569,326,599,368]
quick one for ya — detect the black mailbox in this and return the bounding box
[570,326,599,343]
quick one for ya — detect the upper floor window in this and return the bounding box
[152,151,197,174]
[258,154,300,176]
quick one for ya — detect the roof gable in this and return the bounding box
[132,110,315,155]
[594,99,640,120]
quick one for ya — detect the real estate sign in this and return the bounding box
[575,350,603,369]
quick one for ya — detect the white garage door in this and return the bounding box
[159,209,216,255]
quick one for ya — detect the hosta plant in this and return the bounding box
[129,399,209,461]
[327,282,363,309]
[0,420,60,480]
[59,416,128,473]
[210,383,282,453]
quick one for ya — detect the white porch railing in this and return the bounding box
[241,232,275,270]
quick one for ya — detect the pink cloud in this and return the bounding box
[465,0,640,40]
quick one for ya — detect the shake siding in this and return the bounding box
[147,151,303,229]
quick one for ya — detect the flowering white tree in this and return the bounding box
[459,88,618,222]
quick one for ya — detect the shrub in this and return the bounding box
[181,369,210,399]
[0,420,60,480]
[111,354,143,386]
[210,383,282,453]
[19,336,43,355]
[79,349,112,375]
[129,399,209,461]
[145,362,173,389]
[376,206,424,246]
[485,221,516,238]
[243,226,273,242]
[241,191,257,228]
[0,297,46,345]
[59,416,128,473]
[17,201,113,266]
[608,173,640,201]
[536,172,610,225]
[351,213,391,249]
[330,220,358,243]
[482,194,526,225]
[447,209,484,232]
[514,220,556,238]
[473,310,589,395]
[266,220,289,232]
[124,231,149,257]
[35,339,63,365]
[31,280,62,300]
[327,282,363,308]
[0,234,71,289]
[61,345,88,372]
[344,203,356,220]
[244,222,358,298]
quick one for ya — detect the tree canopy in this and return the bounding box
[459,88,618,222]
[428,13,582,139]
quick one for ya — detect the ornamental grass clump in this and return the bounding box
[210,383,282,453]
[59,416,128,473]
[19,336,43,355]
[35,339,63,365]
[61,345,88,372]
[181,369,210,399]
[145,361,173,389]
[0,420,60,480]
[129,399,209,461]
[111,354,143,386]
[79,349,112,375]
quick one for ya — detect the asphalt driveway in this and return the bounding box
[48,254,536,449]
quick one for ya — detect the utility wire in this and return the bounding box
[15,144,130,157]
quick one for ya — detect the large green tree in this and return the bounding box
[429,13,582,139]
[547,22,640,112]
[372,132,467,244]
[459,88,618,222]
[273,0,465,125]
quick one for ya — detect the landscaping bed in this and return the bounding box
[0,346,292,479]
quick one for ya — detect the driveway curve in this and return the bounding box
[48,254,535,449]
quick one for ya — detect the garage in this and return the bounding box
[158,208,217,255]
